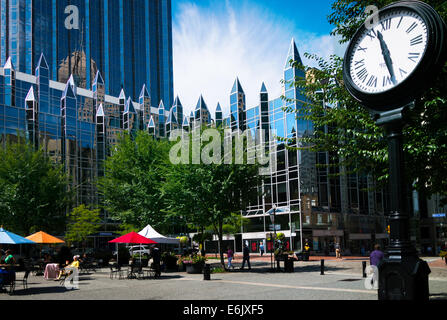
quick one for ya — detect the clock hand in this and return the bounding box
[377,31,397,85]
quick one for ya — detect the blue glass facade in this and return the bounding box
[0,54,171,212]
[0,36,388,254]
[1,0,173,107]
[216,40,387,254]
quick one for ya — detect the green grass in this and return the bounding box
[211,267,227,274]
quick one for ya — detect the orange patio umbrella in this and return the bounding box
[26,231,65,244]
[26,231,65,260]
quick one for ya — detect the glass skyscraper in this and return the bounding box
[0,0,173,107]
[0,33,389,253]
[202,40,389,255]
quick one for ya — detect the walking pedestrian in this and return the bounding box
[226,247,234,270]
[335,243,342,259]
[240,244,251,270]
[260,243,265,257]
[370,244,384,267]
[150,245,161,278]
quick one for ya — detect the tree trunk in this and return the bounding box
[200,226,206,256]
[218,220,225,269]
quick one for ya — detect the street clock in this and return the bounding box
[343,1,447,112]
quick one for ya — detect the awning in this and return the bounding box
[349,233,372,240]
[138,225,180,244]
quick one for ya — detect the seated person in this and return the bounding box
[43,253,53,264]
[0,250,16,284]
[4,250,16,265]
[80,253,89,263]
[56,256,80,280]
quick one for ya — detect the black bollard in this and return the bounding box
[362,261,367,278]
[320,259,325,275]
[203,264,211,281]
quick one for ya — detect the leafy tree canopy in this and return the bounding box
[163,128,262,265]
[284,0,447,204]
[98,131,173,231]
[65,205,101,246]
[0,137,71,235]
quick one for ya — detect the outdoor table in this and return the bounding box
[0,265,18,292]
[0,265,19,268]
[44,263,60,280]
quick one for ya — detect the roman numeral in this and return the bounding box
[354,59,365,70]
[399,68,408,77]
[397,17,403,29]
[357,68,368,82]
[381,19,392,31]
[366,29,377,40]
[366,75,378,87]
[408,52,420,63]
[410,35,423,46]
[383,76,393,87]
[406,22,418,34]
[358,46,367,52]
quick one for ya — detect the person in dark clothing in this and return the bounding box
[370,244,384,267]
[240,245,251,270]
[150,245,161,278]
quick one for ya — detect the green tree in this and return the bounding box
[98,131,173,230]
[65,205,101,246]
[164,128,262,267]
[284,0,447,204]
[119,223,139,236]
[0,137,71,235]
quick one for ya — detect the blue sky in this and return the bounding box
[172,0,345,117]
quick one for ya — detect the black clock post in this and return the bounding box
[375,104,431,300]
[342,1,447,300]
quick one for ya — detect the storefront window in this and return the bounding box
[243,217,264,233]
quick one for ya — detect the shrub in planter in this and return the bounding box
[275,233,285,241]
[179,255,207,274]
[132,254,149,267]
[162,252,178,270]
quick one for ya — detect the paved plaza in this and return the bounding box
[1,257,446,301]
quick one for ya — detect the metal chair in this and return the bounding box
[109,264,124,280]
[0,269,16,295]
[142,265,156,279]
[58,267,77,286]
[19,269,31,290]
[127,263,144,279]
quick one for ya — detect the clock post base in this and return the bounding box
[378,250,431,301]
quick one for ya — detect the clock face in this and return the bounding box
[348,8,429,94]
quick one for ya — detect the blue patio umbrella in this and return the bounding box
[0,227,35,244]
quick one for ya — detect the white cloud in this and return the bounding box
[172,1,346,118]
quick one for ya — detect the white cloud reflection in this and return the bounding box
[172,1,346,117]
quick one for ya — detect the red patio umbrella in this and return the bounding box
[109,232,156,245]
[109,232,157,264]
